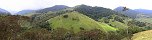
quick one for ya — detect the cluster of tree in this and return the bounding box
[74,5,124,20]
[128,20,146,27]
[99,15,126,24]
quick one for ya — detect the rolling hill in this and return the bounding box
[48,12,117,33]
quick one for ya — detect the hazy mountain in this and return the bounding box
[36,5,70,13]
[16,10,35,15]
[0,8,11,15]
[134,9,152,17]
[134,9,152,14]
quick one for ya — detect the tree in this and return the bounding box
[76,29,106,40]
[15,28,52,40]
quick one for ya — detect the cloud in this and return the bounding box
[122,0,152,10]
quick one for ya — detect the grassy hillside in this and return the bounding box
[132,30,152,40]
[109,21,128,29]
[48,12,117,33]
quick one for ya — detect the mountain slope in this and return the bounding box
[74,5,121,20]
[15,5,70,16]
[48,12,117,33]
[36,5,69,13]
[0,8,11,15]
[16,10,35,15]
[134,9,152,14]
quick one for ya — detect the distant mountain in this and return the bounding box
[134,9,152,14]
[16,10,35,15]
[134,9,152,17]
[114,6,141,18]
[15,5,70,15]
[36,5,70,13]
[114,6,127,11]
[0,8,11,15]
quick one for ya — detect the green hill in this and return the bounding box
[48,12,117,33]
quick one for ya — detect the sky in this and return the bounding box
[0,0,152,14]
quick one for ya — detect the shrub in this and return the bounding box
[63,15,68,18]
[51,28,76,40]
[76,29,106,40]
[0,16,22,40]
[16,28,52,40]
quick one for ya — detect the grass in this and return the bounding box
[110,21,128,29]
[48,12,117,33]
[98,22,118,31]
[132,30,152,40]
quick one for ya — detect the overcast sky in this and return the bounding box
[0,0,152,14]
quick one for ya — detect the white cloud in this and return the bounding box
[122,0,152,10]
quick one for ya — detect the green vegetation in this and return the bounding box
[0,5,151,40]
[48,12,117,33]
[132,30,152,40]
[74,5,123,20]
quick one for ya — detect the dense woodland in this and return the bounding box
[0,5,152,40]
